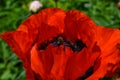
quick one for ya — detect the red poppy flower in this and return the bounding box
[0,8,120,80]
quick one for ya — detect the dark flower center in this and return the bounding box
[38,36,86,52]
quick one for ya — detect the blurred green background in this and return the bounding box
[0,0,120,80]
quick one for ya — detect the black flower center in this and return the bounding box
[38,36,86,52]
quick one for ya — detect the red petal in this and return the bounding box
[31,44,54,79]
[0,31,33,58]
[64,10,96,46]
[18,8,65,44]
[0,31,35,80]
[86,26,120,80]
[37,8,65,44]
[31,44,74,79]
[31,43,100,79]
[17,11,41,42]
[64,43,100,79]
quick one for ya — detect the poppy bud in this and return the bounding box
[29,0,43,13]
[117,2,120,8]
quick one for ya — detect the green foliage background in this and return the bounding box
[0,0,120,80]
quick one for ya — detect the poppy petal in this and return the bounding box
[37,8,65,44]
[18,8,65,44]
[64,43,100,79]
[86,26,120,80]
[0,31,33,58]
[31,43,100,80]
[0,31,35,80]
[31,44,54,79]
[64,10,96,46]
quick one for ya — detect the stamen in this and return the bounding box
[52,36,64,46]
[38,36,86,52]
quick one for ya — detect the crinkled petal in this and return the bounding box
[31,44,54,79]
[86,26,120,80]
[0,31,35,80]
[37,8,65,43]
[0,31,33,58]
[31,43,100,80]
[31,44,72,79]
[64,10,96,46]
[64,43,100,79]
[18,8,65,44]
